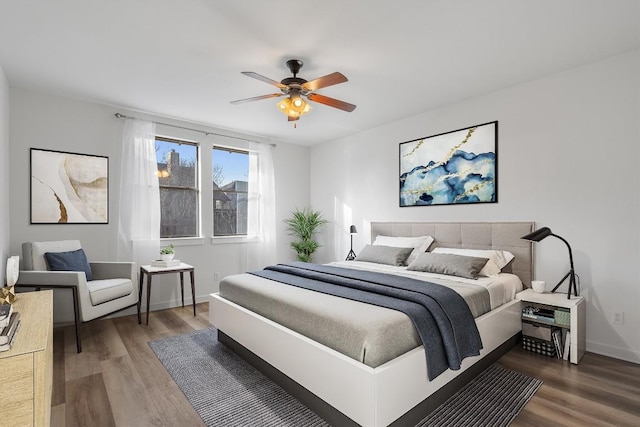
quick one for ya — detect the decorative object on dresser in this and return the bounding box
[518,288,585,364]
[0,290,53,426]
[16,240,138,353]
[1,255,19,305]
[399,121,497,207]
[0,286,16,305]
[345,225,358,261]
[29,148,109,224]
[521,227,578,298]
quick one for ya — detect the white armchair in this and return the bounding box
[17,240,138,352]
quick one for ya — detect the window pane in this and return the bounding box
[156,139,197,188]
[212,148,249,236]
[156,138,199,238]
[159,188,198,238]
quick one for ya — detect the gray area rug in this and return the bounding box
[417,364,542,427]
[149,328,541,427]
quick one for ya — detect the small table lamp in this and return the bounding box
[345,225,357,261]
[521,227,578,299]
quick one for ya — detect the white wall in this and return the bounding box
[310,50,640,363]
[0,64,9,280]
[9,88,310,322]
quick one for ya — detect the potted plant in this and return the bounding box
[284,207,328,262]
[160,244,175,261]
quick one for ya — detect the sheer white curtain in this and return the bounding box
[245,141,277,270]
[117,119,160,266]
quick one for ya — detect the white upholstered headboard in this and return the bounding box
[370,222,534,287]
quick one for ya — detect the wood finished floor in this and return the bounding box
[52,303,640,427]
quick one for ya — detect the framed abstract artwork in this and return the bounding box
[30,148,109,224]
[399,121,498,207]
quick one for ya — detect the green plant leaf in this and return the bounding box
[284,207,328,262]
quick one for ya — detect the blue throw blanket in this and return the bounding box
[249,262,482,380]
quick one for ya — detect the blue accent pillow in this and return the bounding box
[44,249,93,281]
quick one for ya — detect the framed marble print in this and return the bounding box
[399,121,497,207]
[30,148,109,223]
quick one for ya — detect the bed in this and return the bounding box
[209,221,533,427]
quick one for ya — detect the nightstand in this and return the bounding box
[517,288,586,364]
[138,263,196,325]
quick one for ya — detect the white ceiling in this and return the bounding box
[0,1,638,146]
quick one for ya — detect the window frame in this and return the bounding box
[156,136,200,239]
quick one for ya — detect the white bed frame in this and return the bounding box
[209,221,534,427]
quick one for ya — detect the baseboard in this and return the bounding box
[145,294,209,313]
[51,295,209,329]
[587,340,640,364]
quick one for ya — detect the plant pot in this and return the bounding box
[161,254,175,262]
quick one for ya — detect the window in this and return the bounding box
[212,146,250,236]
[156,137,199,238]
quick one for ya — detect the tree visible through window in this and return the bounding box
[212,147,249,236]
[156,137,198,238]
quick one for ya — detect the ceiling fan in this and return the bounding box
[230,59,356,122]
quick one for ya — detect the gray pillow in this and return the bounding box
[355,245,413,266]
[407,252,489,279]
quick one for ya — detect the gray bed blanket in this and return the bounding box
[250,262,482,380]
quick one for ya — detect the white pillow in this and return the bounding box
[373,235,434,265]
[431,247,514,276]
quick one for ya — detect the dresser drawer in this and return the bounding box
[1,353,34,426]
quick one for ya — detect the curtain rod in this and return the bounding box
[114,113,276,147]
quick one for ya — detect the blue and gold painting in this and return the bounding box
[399,121,497,206]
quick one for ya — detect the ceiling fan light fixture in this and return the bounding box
[291,97,311,115]
[277,98,291,111]
[277,96,311,117]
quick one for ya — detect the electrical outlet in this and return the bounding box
[612,312,624,325]
[214,272,220,281]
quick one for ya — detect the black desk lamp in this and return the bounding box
[521,227,577,299]
[345,225,357,261]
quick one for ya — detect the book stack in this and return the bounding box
[562,331,571,361]
[522,305,556,323]
[151,259,181,268]
[0,304,20,352]
[551,329,563,359]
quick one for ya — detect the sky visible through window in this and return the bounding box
[155,140,248,186]
[156,140,195,165]
[212,148,249,186]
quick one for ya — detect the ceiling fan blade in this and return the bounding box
[302,72,348,91]
[288,115,300,122]
[241,71,286,89]
[230,93,283,104]
[307,93,356,112]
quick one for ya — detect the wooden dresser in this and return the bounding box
[0,291,53,427]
